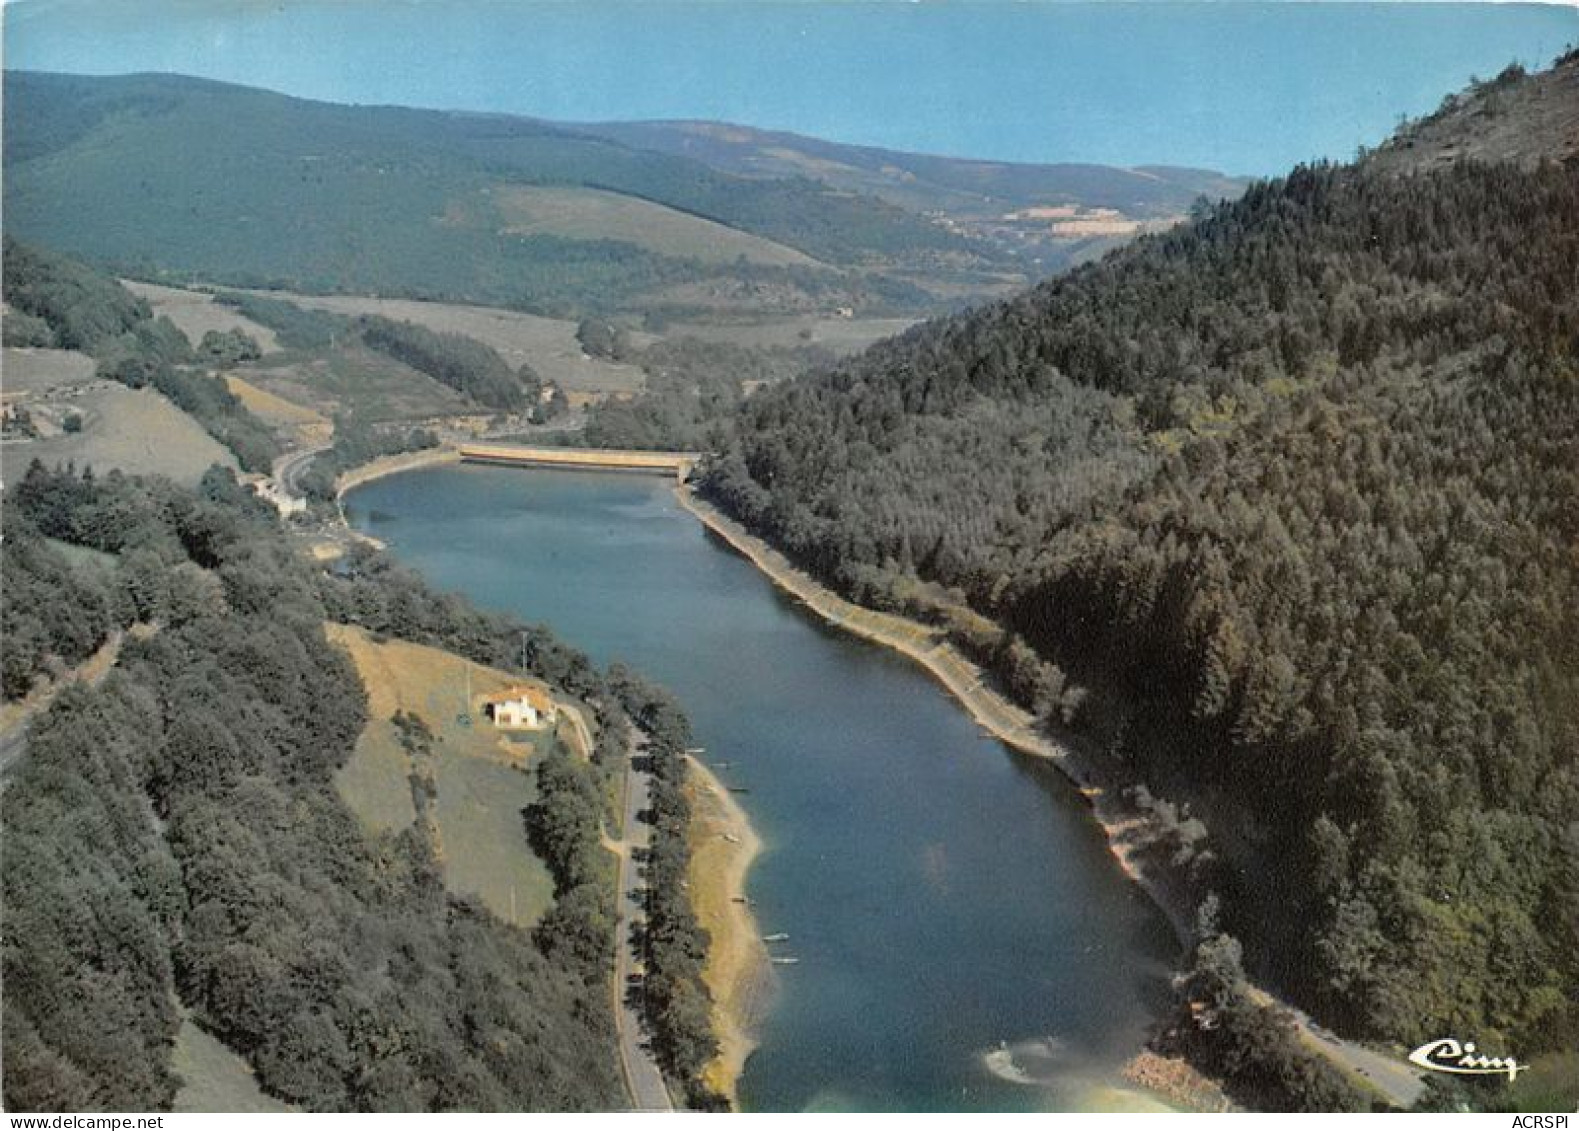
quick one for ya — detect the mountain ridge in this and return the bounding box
[574,117,1247,266]
[2,69,1242,313]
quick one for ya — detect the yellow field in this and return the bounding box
[224,374,332,447]
[233,345,474,423]
[494,185,821,269]
[326,623,568,927]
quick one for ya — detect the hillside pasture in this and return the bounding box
[327,624,559,928]
[171,1020,289,1114]
[228,288,645,398]
[121,281,282,354]
[1,383,236,487]
[6,72,994,319]
[223,374,333,448]
[233,345,473,423]
[493,184,822,269]
[1,346,97,395]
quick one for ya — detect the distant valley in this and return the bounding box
[2,71,1243,324]
[577,118,1246,267]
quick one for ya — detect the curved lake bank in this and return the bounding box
[348,463,1179,1112]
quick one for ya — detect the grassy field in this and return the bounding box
[494,185,821,269]
[3,347,237,486]
[327,623,560,927]
[1,346,97,395]
[122,280,282,354]
[432,742,554,927]
[661,315,917,356]
[227,288,646,399]
[171,1019,289,1114]
[1,383,236,487]
[235,344,473,423]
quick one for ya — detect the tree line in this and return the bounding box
[358,315,539,413]
[580,334,837,453]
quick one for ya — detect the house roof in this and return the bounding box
[482,683,556,713]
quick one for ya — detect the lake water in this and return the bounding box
[348,464,1179,1112]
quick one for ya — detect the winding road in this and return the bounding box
[0,628,143,783]
[1246,988,1425,1109]
[274,445,330,498]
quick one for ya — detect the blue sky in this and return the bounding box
[5,2,1575,173]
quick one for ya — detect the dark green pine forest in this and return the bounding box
[702,59,1579,1063]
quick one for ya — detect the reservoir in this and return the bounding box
[348,464,1179,1112]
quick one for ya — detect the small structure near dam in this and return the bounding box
[458,443,702,479]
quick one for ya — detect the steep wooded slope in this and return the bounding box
[1,467,627,1110]
[702,59,1579,1059]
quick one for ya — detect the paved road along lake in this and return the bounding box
[349,464,1180,1112]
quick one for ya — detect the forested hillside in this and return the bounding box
[2,71,1249,319]
[702,57,1579,1075]
[582,118,1242,216]
[0,71,1005,317]
[2,465,629,1110]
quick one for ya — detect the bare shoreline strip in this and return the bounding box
[672,483,1194,945]
[335,446,463,498]
[671,485,1431,1108]
[684,756,772,1106]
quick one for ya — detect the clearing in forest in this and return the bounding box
[223,287,646,398]
[122,280,283,354]
[171,1019,289,1114]
[0,381,237,488]
[224,374,333,448]
[327,623,565,928]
